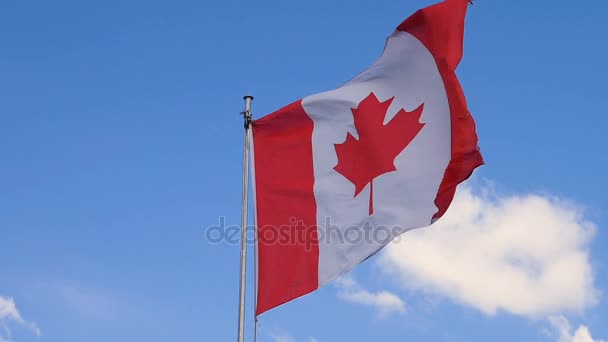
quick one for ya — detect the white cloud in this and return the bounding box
[307,338,319,342]
[335,275,405,318]
[548,316,605,342]
[0,296,41,341]
[0,297,22,323]
[379,184,598,317]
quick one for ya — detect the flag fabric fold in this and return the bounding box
[251,0,483,316]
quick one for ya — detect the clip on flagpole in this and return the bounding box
[237,95,253,342]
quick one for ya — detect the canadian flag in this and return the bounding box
[251,0,483,315]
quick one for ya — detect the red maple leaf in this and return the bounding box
[334,92,425,215]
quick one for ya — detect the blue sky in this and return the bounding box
[1,0,607,341]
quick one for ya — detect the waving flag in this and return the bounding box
[251,0,483,315]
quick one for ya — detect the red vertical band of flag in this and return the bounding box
[252,100,320,315]
[397,0,484,220]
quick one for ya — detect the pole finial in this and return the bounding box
[242,95,254,129]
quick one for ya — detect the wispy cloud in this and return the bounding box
[268,330,296,342]
[0,296,41,341]
[548,316,605,342]
[335,275,405,318]
[379,183,598,317]
[268,330,318,342]
[54,283,121,320]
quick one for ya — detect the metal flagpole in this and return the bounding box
[238,95,253,342]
